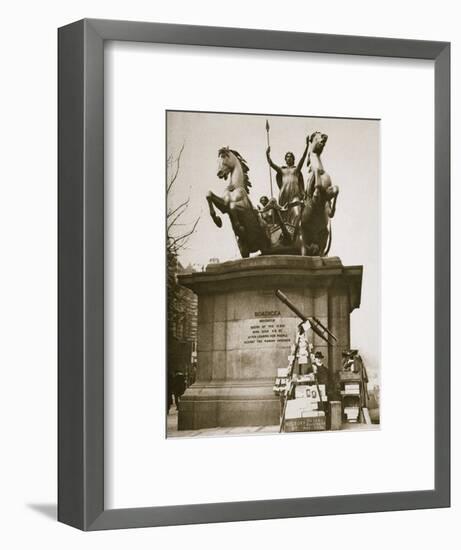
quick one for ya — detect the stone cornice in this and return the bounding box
[178,256,362,311]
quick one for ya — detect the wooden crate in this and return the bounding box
[339,371,362,382]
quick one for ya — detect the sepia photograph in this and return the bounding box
[166,110,380,438]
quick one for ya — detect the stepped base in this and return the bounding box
[178,380,280,430]
[177,255,362,432]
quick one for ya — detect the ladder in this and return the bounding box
[279,323,327,432]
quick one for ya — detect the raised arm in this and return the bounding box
[296,136,310,174]
[266,146,281,173]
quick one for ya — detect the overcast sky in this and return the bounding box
[167,111,380,381]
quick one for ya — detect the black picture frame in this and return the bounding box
[58,18,450,530]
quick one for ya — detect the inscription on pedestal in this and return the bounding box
[242,313,292,346]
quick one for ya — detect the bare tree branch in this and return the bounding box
[166,142,200,340]
[168,197,190,217]
[166,143,199,254]
[167,198,190,231]
[167,142,185,195]
[167,217,200,253]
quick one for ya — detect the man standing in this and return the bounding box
[313,351,329,385]
[172,370,186,410]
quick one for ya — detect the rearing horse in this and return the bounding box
[300,132,339,256]
[206,147,269,258]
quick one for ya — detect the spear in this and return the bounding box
[265,119,274,198]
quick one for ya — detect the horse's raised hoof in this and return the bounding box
[213,215,223,228]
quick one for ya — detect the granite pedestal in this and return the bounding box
[177,255,362,430]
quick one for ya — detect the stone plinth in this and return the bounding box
[177,256,362,430]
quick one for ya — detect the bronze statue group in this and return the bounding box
[206,125,339,258]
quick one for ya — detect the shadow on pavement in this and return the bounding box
[27,503,57,521]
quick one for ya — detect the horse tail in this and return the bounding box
[323,219,332,256]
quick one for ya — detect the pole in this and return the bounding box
[275,289,338,345]
[266,119,274,198]
[279,323,303,433]
[275,289,307,323]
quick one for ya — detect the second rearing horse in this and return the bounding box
[299,132,339,256]
[206,147,270,258]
